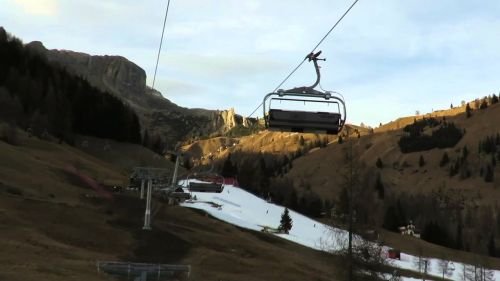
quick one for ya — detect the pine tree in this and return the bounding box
[151,135,165,155]
[466,103,472,118]
[376,157,383,169]
[375,173,385,199]
[456,220,464,250]
[488,234,496,257]
[484,165,494,182]
[462,145,469,160]
[449,161,459,177]
[440,152,450,167]
[278,207,293,234]
[299,136,305,146]
[419,155,426,167]
[142,130,150,147]
[492,94,499,104]
[183,157,192,170]
[337,187,349,216]
[289,189,299,211]
[383,206,400,232]
[221,153,237,177]
[480,99,488,109]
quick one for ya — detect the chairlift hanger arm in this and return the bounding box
[280,51,326,94]
[306,51,326,89]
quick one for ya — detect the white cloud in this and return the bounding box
[2,0,500,126]
[161,52,286,79]
[160,79,202,97]
[12,0,59,16]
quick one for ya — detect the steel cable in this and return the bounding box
[247,0,359,118]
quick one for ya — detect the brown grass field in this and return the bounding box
[2,102,500,280]
[0,130,346,281]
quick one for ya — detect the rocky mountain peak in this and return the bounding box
[35,44,147,98]
[25,42,255,146]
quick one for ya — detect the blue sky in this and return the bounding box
[2,0,500,126]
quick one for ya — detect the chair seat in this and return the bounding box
[268,109,341,134]
[170,192,191,199]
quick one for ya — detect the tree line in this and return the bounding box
[398,117,464,153]
[218,151,330,218]
[0,28,141,144]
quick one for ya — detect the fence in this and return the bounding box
[97,261,191,280]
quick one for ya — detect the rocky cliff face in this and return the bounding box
[213,108,239,132]
[27,41,146,98]
[26,41,255,147]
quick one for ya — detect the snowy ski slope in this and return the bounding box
[180,181,500,280]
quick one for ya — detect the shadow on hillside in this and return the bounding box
[107,195,192,264]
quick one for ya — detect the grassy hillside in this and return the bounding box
[285,102,500,260]
[181,124,368,166]
[0,128,346,281]
[182,100,500,264]
[288,102,500,201]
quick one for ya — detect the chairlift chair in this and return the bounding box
[186,155,225,193]
[169,186,192,199]
[187,172,224,193]
[263,51,346,135]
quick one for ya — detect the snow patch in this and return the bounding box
[180,181,500,280]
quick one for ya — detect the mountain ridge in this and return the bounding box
[25,39,257,149]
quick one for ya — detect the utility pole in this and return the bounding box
[348,140,353,281]
[131,167,171,230]
[140,179,145,199]
[171,153,180,188]
[143,179,152,230]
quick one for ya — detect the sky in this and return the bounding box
[2,0,500,126]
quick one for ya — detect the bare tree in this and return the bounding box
[413,255,431,280]
[460,264,475,281]
[437,258,453,279]
[320,141,398,281]
[320,227,396,281]
[472,255,495,281]
[412,245,431,281]
[460,261,495,281]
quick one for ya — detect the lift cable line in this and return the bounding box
[151,0,172,90]
[247,0,359,118]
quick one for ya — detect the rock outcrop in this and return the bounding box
[212,108,238,132]
[27,41,146,98]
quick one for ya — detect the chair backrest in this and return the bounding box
[188,182,223,193]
